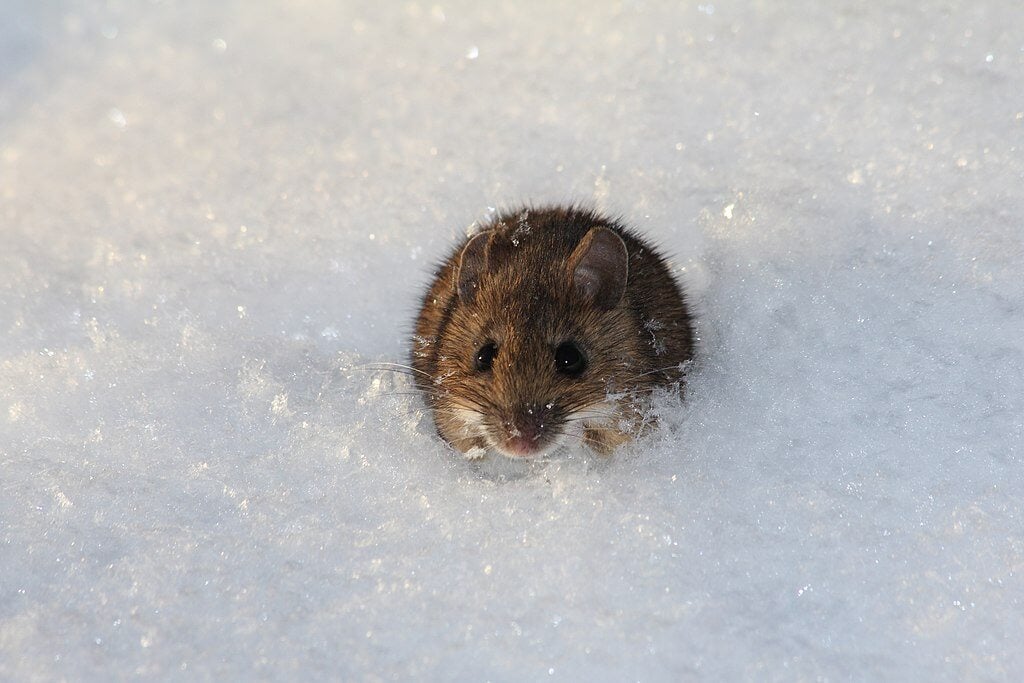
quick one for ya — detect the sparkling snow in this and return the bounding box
[2,1,1022,679]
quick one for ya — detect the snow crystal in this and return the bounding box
[1,1,1022,680]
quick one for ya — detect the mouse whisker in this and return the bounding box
[620,364,684,382]
[562,405,622,420]
[430,408,482,421]
[562,415,618,425]
[372,391,430,399]
[360,362,435,380]
[445,407,489,423]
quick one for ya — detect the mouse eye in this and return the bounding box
[475,342,498,372]
[554,342,587,377]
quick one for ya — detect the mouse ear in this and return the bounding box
[456,231,491,303]
[456,230,517,303]
[569,227,629,310]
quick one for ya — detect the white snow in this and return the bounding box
[2,1,1023,679]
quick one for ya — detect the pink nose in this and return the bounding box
[504,434,542,456]
[501,407,549,456]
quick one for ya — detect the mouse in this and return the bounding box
[411,205,694,459]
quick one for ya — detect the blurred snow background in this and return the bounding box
[2,0,1022,679]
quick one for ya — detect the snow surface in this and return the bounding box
[2,1,1023,679]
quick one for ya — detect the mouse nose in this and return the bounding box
[502,403,553,456]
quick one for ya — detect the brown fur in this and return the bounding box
[411,206,694,458]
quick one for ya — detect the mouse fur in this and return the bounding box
[411,205,694,459]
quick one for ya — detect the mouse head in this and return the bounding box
[435,224,638,458]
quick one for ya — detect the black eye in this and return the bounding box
[554,342,587,377]
[475,342,498,372]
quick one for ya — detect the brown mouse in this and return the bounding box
[411,205,694,459]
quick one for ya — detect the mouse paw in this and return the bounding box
[463,445,488,460]
[451,435,489,460]
[583,426,632,455]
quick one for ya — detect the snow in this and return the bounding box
[2,0,1022,679]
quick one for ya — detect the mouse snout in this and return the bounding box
[500,402,556,457]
